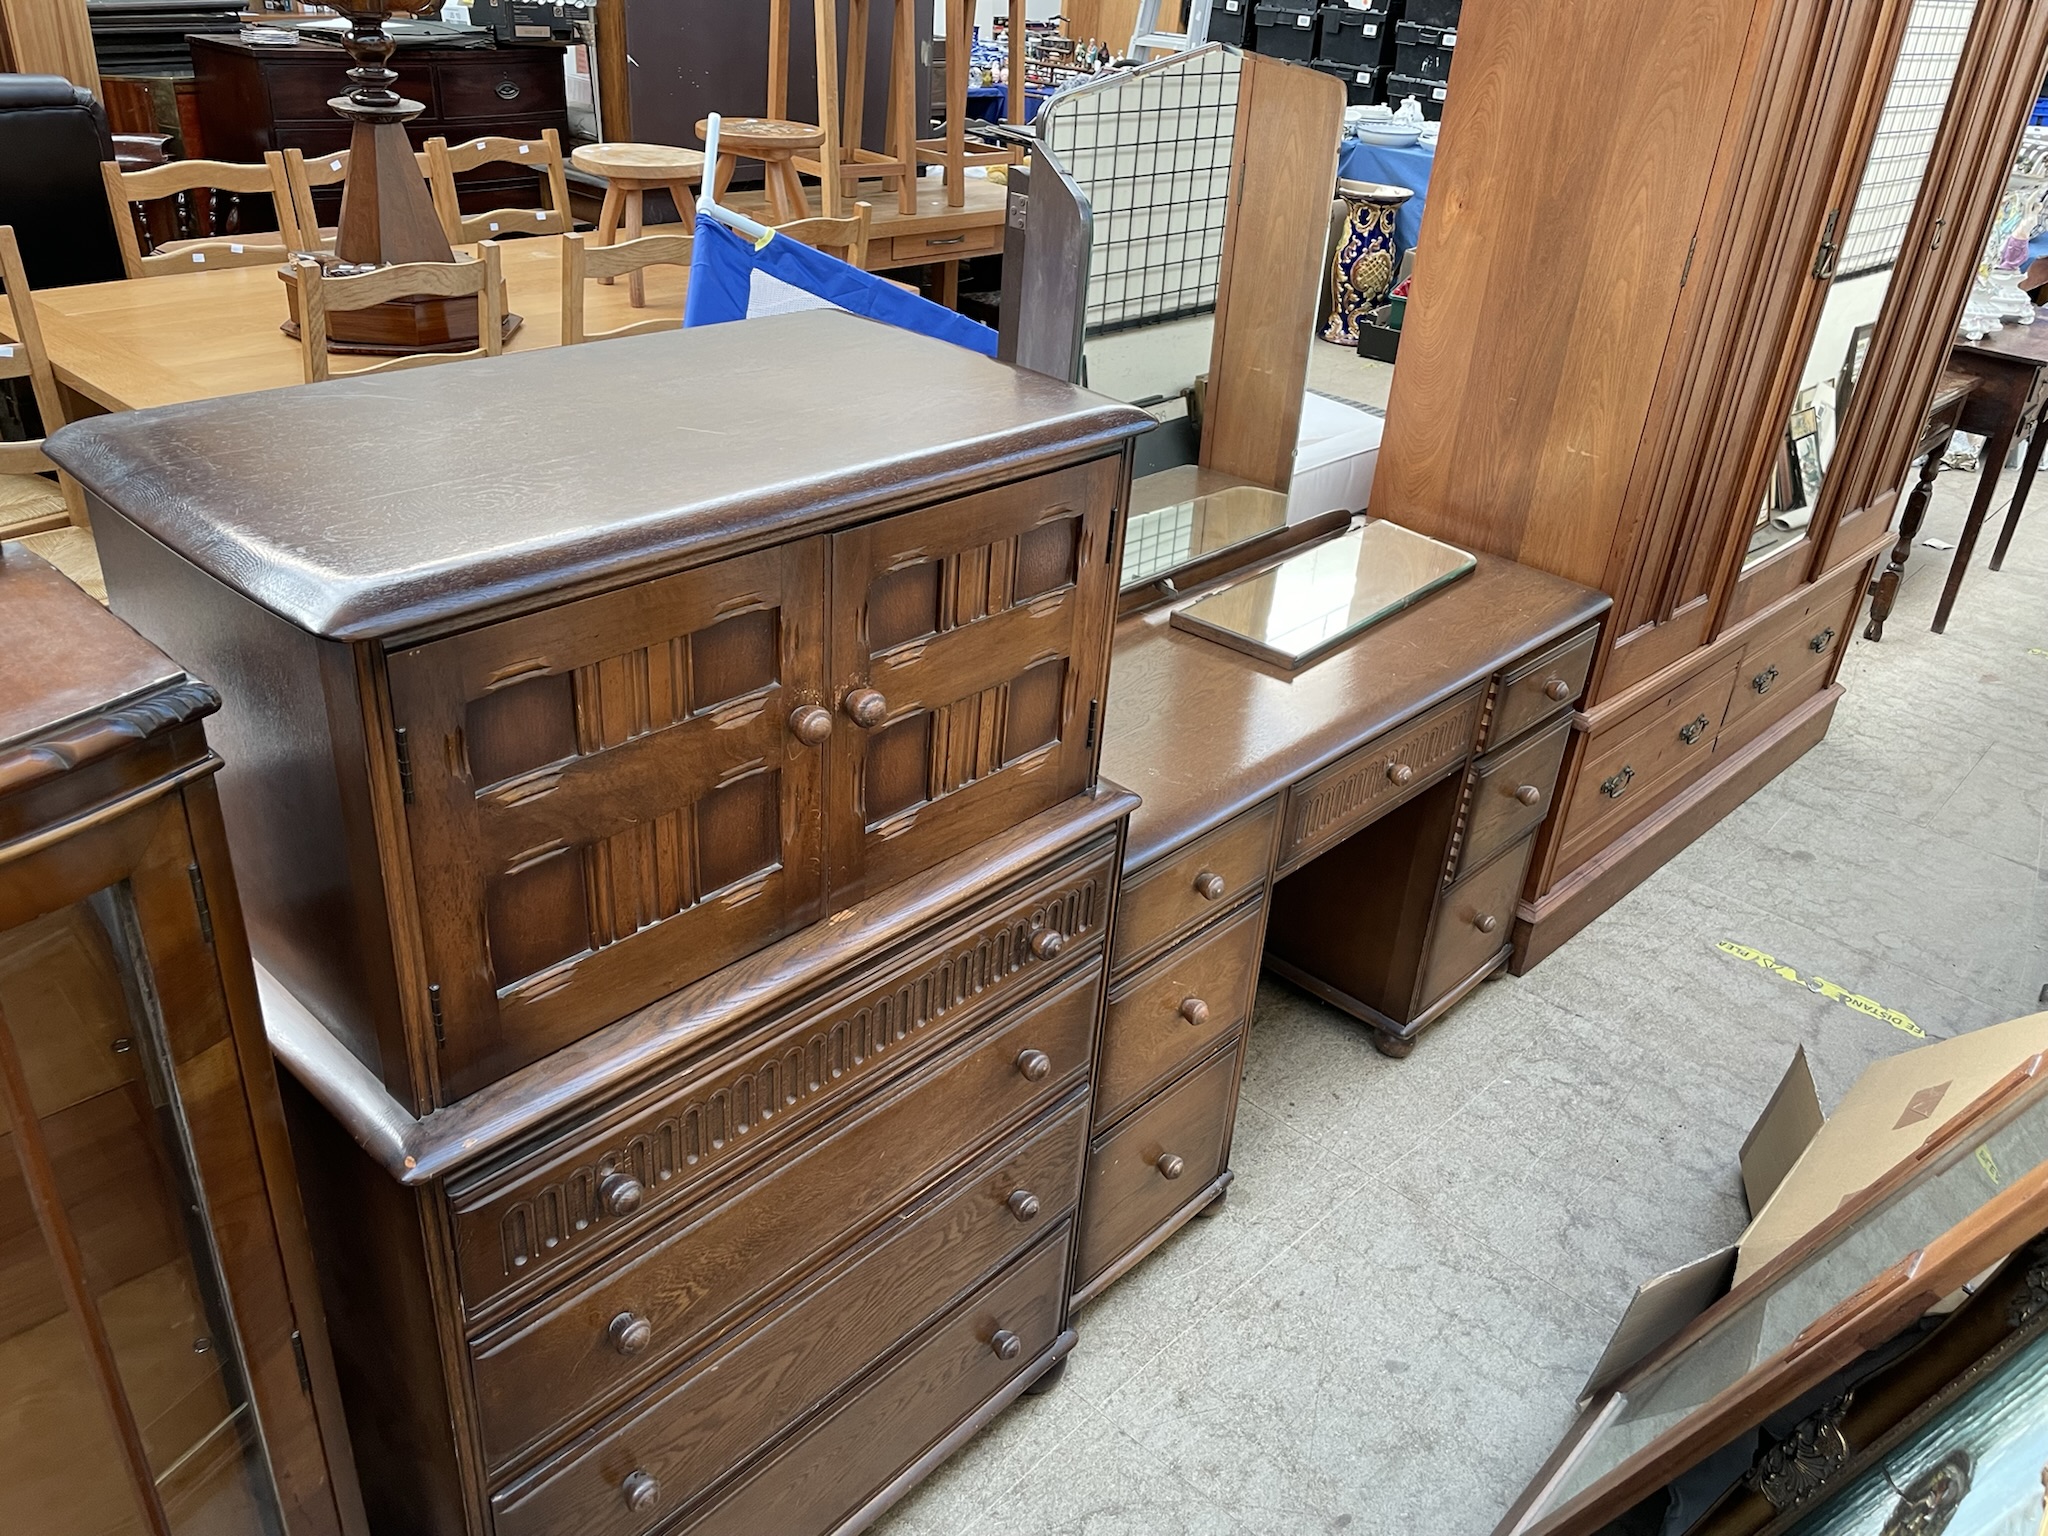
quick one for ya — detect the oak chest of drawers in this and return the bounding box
[50,312,1151,1536]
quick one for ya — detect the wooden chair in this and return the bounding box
[100,155,295,277]
[560,231,692,344]
[776,202,872,267]
[424,130,573,244]
[289,244,505,384]
[277,147,438,254]
[0,225,100,596]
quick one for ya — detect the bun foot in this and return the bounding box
[1024,1357,1068,1396]
[1370,1029,1417,1059]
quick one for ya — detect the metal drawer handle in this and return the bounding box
[1752,666,1778,695]
[608,1312,652,1356]
[495,80,522,100]
[1179,997,1210,1027]
[1015,1048,1052,1082]
[926,234,968,247]
[1600,765,1635,799]
[1808,627,1835,654]
[1006,1189,1041,1221]
[621,1470,659,1511]
[1386,761,1415,787]
[1194,870,1226,901]
[599,1172,644,1217]
[1155,1152,1185,1180]
[1543,677,1573,702]
[1514,784,1542,806]
[1029,927,1064,961]
[990,1328,1023,1361]
[1679,715,1708,746]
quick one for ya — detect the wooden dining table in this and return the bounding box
[0,235,691,414]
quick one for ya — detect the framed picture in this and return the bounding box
[1837,321,1877,424]
[1790,404,1825,507]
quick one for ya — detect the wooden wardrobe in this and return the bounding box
[1372,0,2048,967]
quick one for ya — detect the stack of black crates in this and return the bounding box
[1236,0,1458,119]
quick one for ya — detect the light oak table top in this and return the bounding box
[0,234,691,413]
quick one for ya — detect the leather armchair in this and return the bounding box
[0,75,126,288]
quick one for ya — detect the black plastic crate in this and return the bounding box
[1206,0,1253,45]
[1315,6,1392,67]
[1256,0,1316,12]
[1400,0,1460,25]
[1393,19,1455,81]
[1384,71,1448,119]
[1311,58,1380,105]
[1356,309,1402,362]
[1252,4,1318,59]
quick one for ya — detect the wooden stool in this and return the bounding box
[696,117,825,224]
[570,142,707,308]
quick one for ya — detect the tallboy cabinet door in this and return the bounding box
[827,457,1121,897]
[387,542,829,1099]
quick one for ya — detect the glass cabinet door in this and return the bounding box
[0,885,283,1536]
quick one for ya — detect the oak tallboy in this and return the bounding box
[48,312,1153,1536]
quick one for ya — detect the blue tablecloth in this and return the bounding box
[1337,138,1436,259]
[965,84,1051,124]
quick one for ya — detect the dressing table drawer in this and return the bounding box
[1111,799,1279,972]
[887,225,1002,264]
[1456,717,1571,878]
[1484,625,1598,748]
[1418,838,1530,1008]
[1098,899,1264,1126]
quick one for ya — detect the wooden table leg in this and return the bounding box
[1990,409,2048,570]
[624,184,645,308]
[1866,426,1953,641]
[595,181,623,285]
[938,257,960,310]
[1934,413,2020,633]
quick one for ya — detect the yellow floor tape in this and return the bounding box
[1715,941,1926,1038]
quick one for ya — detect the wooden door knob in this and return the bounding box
[1156,1152,1185,1180]
[842,687,888,727]
[622,1471,660,1511]
[1029,927,1064,961]
[1385,761,1414,787]
[1007,1189,1041,1221]
[608,1311,653,1356]
[1015,1048,1052,1082]
[1514,784,1542,806]
[600,1171,644,1217]
[1193,870,1226,901]
[788,704,832,745]
[1474,913,1499,934]
[990,1329,1022,1362]
[1544,678,1572,701]
[1179,997,1210,1027]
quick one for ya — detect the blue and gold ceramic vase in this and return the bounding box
[1322,179,1412,347]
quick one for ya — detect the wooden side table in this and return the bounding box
[569,142,705,307]
[1936,321,2048,631]
[1864,368,1973,641]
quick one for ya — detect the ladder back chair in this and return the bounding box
[776,201,873,266]
[289,244,505,384]
[424,129,573,244]
[99,155,295,277]
[278,146,437,254]
[560,231,692,344]
[1,225,100,596]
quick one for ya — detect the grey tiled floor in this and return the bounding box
[876,449,2048,1536]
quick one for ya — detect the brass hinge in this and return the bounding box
[428,983,445,1047]
[1680,234,1696,288]
[187,864,213,945]
[290,1329,311,1393]
[1106,502,1118,562]
[394,727,416,805]
[1084,699,1099,749]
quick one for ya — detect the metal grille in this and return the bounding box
[1037,46,1241,334]
[1836,0,1977,278]
[1122,501,1199,584]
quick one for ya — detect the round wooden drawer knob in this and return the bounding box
[991,1329,1023,1362]
[1514,784,1542,806]
[1474,913,1500,935]
[1156,1152,1185,1180]
[1029,927,1064,961]
[608,1311,653,1356]
[622,1470,660,1511]
[1385,761,1414,787]
[1007,1189,1041,1221]
[1015,1048,1052,1082]
[1194,870,1227,901]
[600,1171,644,1217]
[788,704,832,745]
[842,687,888,727]
[1544,678,1572,701]
[1179,997,1210,1027]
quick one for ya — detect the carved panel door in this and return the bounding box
[826,456,1122,898]
[389,542,829,1099]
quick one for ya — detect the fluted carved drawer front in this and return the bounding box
[1111,798,1279,973]
[1454,717,1571,879]
[1418,838,1529,1009]
[827,457,1122,900]
[387,542,831,1099]
[1276,686,1484,876]
[1482,625,1597,750]
[468,993,1095,1471]
[673,1228,1072,1536]
[1097,900,1264,1127]
[487,1157,1080,1536]
[450,835,1115,1314]
[1076,1040,1239,1289]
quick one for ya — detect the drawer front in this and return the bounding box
[676,1230,1071,1536]
[1485,625,1597,749]
[469,992,1095,1469]
[827,457,1124,901]
[450,836,1116,1313]
[887,225,1002,264]
[1720,569,1857,735]
[491,1208,1074,1536]
[263,58,440,122]
[1418,838,1530,1007]
[1557,656,1742,871]
[1097,900,1264,1126]
[1278,686,1484,874]
[1110,798,1278,972]
[1455,717,1571,878]
[435,54,567,120]
[1076,1041,1240,1288]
